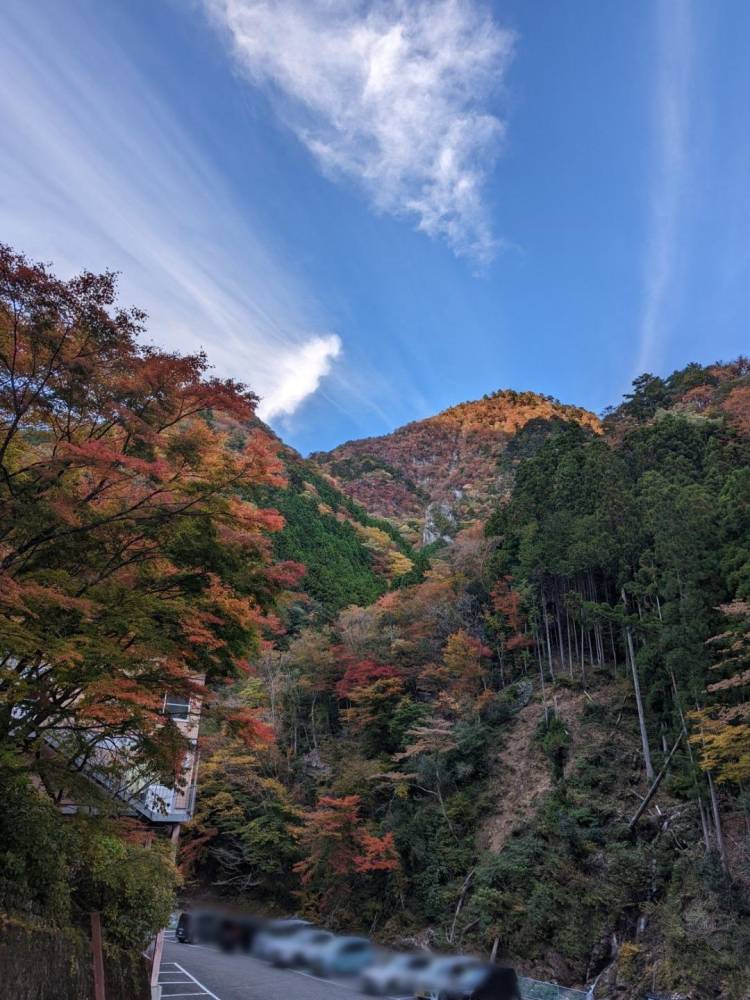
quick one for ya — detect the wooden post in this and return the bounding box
[90,911,106,1000]
[150,930,165,989]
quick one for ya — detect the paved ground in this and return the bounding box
[160,936,410,1000]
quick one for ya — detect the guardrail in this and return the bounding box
[519,975,592,1000]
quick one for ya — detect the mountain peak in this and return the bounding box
[312,389,600,544]
[436,388,600,432]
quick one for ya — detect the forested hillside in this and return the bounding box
[254,433,426,618]
[185,360,750,1000]
[3,246,749,1000]
[312,390,600,544]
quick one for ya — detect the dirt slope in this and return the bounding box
[479,688,589,853]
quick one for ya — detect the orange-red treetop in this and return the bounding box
[0,245,301,778]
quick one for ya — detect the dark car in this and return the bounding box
[175,911,194,944]
[237,914,264,953]
[466,965,521,1000]
[217,913,265,953]
[176,909,220,946]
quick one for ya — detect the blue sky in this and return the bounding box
[2,1,749,454]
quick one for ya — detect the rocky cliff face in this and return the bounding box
[311,389,601,543]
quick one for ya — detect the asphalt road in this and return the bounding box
[160,937,411,1000]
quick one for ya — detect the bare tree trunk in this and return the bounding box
[555,604,566,674]
[608,619,618,672]
[622,589,654,782]
[310,693,318,750]
[541,592,555,679]
[594,602,604,665]
[448,869,475,945]
[566,607,574,679]
[669,669,712,854]
[698,794,712,853]
[535,628,549,721]
[707,770,729,872]
[740,782,750,838]
[586,628,595,673]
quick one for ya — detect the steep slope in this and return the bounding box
[187,359,750,1000]
[263,446,425,617]
[477,686,588,855]
[229,418,425,619]
[311,390,600,544]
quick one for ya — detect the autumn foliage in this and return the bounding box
[313,389,601,526]
[0,245,293,780]
[293,794,399,917]
[690,601,750,784]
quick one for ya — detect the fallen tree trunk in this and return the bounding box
[628,732,683,831]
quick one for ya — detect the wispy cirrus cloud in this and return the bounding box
[0,0,342,425]
[203,0,515,265]
[636,0,694,374]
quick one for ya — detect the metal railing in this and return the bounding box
[46,731,197,823]
[519,976,592,1000]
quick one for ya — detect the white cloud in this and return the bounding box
[204,0,515,264]
[0,1,341,423]
[257,334,342,420]
[636,0,693,373]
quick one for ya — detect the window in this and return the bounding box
[342,942,367,953]
[163,693,190,720]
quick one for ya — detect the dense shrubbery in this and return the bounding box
[0,759,73,926]
[0,762,178,948]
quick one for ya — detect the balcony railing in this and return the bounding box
[47,731,199,823]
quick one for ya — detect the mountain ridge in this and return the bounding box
[311,388,601,544]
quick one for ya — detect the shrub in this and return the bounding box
[0,763,72,925]
[535,712,571,781]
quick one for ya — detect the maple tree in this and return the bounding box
[442,629,491,709]
[0,245,293,781]
[293,794,399,919]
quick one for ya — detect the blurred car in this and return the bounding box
[464,966,521,1000]
[236,914,264,953]
[360,951,435,995]
[175,910,194,944]
[252,918,311,961]
[415,955,487,999]
[267,927,333,967]
[308,935,374,977]
[176,909,220,946]
[217,913,264,953]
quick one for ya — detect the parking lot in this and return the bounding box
[160,937,412,1000]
